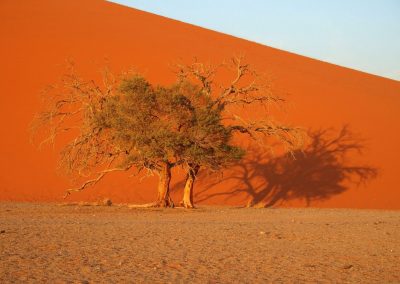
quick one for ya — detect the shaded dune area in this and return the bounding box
[0,0,399,209]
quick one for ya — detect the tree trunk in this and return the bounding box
[181,164,200,208]
[155,162,174,208]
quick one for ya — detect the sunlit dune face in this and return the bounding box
[0,0,399,209]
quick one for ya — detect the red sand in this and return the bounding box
[0,0,399,209]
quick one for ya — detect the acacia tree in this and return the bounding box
[32,65,196,207]
[98,75,198,207]
[32,58,305,209]
[174,57,306,208]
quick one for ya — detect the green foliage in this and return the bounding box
[96,74,244,173]
[180,87,245,170]
[33,58,303,199]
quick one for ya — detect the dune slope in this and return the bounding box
[0,0,399,208]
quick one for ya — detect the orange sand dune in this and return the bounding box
[0,0,399,209]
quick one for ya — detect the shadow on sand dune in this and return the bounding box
[174,126,378,207]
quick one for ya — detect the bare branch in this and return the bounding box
[173,59,219,96]
[63,165,132,198]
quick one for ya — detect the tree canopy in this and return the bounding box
[32,57,305,208]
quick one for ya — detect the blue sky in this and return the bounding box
[109,0,400,81]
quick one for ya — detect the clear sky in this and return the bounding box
[109,0,400,81]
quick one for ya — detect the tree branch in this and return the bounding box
[63,165,132,198]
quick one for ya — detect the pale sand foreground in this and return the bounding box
[0,203,399,283]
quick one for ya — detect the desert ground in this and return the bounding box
[0,203,399,283]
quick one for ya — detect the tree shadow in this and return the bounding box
[192,125,378,207]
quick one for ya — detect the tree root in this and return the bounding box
[128,199,174,209]
[179,200,196,209]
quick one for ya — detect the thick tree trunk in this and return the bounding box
[155,162,174,208]
[181,164,200,208]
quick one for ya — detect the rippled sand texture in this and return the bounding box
[1,203,399,283]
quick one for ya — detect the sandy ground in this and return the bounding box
[0,203,399,283]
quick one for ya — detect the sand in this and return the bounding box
[1,202,399,283]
